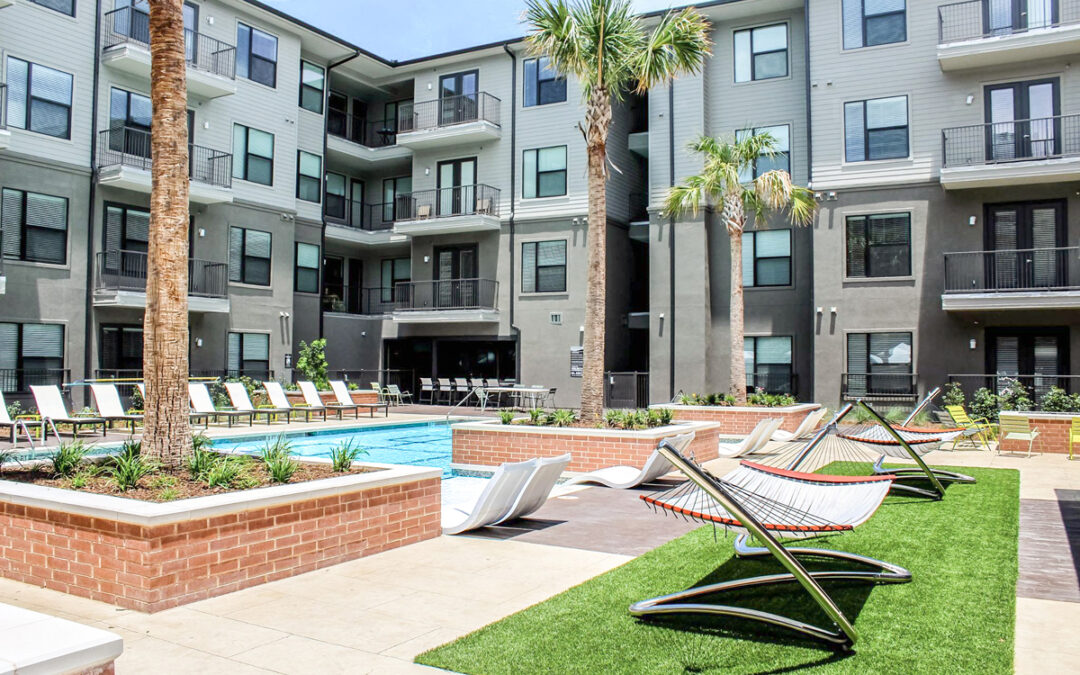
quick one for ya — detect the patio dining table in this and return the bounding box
[476,386,549,411]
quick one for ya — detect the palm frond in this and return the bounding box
[634,7,712,92]
[525,0,587,81]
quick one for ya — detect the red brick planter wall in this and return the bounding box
[0,474,440,613]
[452,421,723,473]
[656,404,821,434]
[285,390,379,406]
[999,412,1075,455]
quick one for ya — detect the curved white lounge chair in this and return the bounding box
[563,432,695,489]
[89,383,142,434]
[495,453,572,524]
[264,382,325,422]
[442,459,539,535]
[225,382,291,424]
[771,409,827,442]
[716,418,780,458]
[30,385,107,439]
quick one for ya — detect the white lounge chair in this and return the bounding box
[329,380,388,417]
[89,383,142,434]
[0,391,43,447]
[225,382,291,424]
[30,385,107,439]
[298,381,359,419]
[442,459,539,535]
[563,432,695,490]
[264,382,325,422]
[716,418,781,458]
[189,383,254,426]
[494,453,572,525]
[771,409,827,442]
[137,383,211,428]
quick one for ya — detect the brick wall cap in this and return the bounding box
[0,603,122,673]
[450,420,722,438]
[0,463,440,527]
[998,411,1080,419]
[650,403,821,413]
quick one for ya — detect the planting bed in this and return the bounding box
[651,403,821,434]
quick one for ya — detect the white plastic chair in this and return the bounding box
[563,432,694,489]
[442,459,539,535]
[495,453,572,524]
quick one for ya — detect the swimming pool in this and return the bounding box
[210,421,458,478]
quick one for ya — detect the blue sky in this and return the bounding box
[261,0,683,61]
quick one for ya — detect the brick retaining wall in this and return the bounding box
[0,473,440,613]
[999,412,1075,455]
[655,404,821,434]
[452,422,722,473]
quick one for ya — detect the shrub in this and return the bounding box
[746,389,796,407]
[970,387,999,423]
[69,470,91,489]
[883,407,906,424]
[203,457,243,488]
[186,446,217,480]
[998,377,1032,412]
[528,409,544,425]
[1039,386,1080,413]
[547,409,577,427]
[942,381,965,408]
[108,452,152,491]
[329,439,366,472]
[118,438,141,461]
[51,440,88,478]
[604,409,626,428]
[5,400,21,421]
[130,387,144,412]
[654,408,674,426]
[296,339,329,390]
[191,431,213,453]
[266,453,298,483]
[498,410,516,425]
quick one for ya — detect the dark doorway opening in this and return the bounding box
[384,336,517,398]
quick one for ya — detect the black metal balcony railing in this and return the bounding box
[321,285,396,315]
[103,6,237,79]
[96,250,229,299]
[97,127,233,189]
[397,92,501,134]
[841,373,918,401]
[947,373,1080,406]
[394,184,500,222]
[328,117,398,148]
[747,372,797,396]
[942,114,1080,167]
[0,368,69,394]
[943,246,1080,293]
[323,198,395,232]
[393,279,498,312]
[939,0,1080,43]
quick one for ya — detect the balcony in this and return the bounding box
[392,185,501,236]
[94,250,230,313]
[841,373,918,403]
[326,118,412,168]
[325,199,401,245]
[0,369,69,395]
[947,373,1080,402]
[0,84,9,151]
[748,372,797,397]
[97,127,233,204]
[391,279,499,323]
[938,0,1080,71]
[940,115,1080,188]
[322,285,395,316]
[102,7,237,98]
[395,93,501,150]
[942,247,1080,310]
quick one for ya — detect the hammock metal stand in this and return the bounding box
[629,440,911,650]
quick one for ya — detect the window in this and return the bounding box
[294,242,319,294]
[324,173,346,220]
[236,22,278,87]
[524,57,566,107]
[5,57,74,139]
[1,189,68,264]
[27,0,74,16]
[736,125,790,181]
[226,332,269,380]
[742,229,791,287]
[228,227,271,286]
[380,257,411,302]
[734,23,788,83]
[103,203,149,265]
[846,332,913,395]
[0,323,64,393]
[296,151,321,203]
[108,88,152,157]
[845,96,908,162]
[522,240,567,293]
[299,61,324,114]
[846,213,911,278]
[523,146,567,198]
[843,0,906,49]
[745,336,793,394]
[232,124,274,185]
[99,325,143,372]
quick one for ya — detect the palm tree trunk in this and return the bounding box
[143,0,190,467]
[580,89,611,424]
[724,194,747,405]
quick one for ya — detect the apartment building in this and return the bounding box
[1,0,1077,410]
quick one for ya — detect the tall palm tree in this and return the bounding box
[143,0,190,466]
[664,132,816,404]
[526,0,711,423]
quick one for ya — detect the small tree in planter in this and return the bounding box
[296,339,329,390]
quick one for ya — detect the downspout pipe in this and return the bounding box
[803,0,813,403]
[503,43,520,379]
[668,82,676,400]
[319,49,362,341]
[83,0,104,406]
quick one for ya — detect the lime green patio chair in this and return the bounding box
[998,414,1039,457]
[1069,418,1080,461]
[945,405,995,451]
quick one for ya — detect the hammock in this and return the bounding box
[630,440,911,650]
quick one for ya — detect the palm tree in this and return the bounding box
[526,0,711,423]
[664,132,816,404]
[142,0,190,466]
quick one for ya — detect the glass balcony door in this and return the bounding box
[984,0,1057,34]
[438,70,478,126]
[434,245,477,308]
[437,158,476,217]
[986,200,1065,289]
[985,79,1059,161]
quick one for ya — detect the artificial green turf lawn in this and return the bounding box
[417,466,1018,674]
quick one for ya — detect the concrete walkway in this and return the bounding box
[0,440,1074,672]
